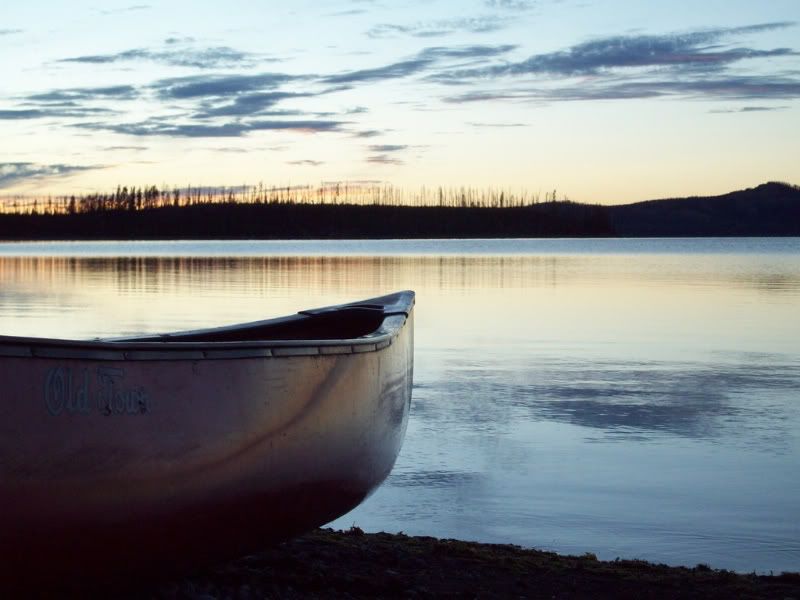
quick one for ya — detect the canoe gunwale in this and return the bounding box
[0,290,414,361]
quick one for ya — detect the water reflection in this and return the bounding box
[1,242,799,572]
[1,253,799,299]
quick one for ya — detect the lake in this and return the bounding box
[0,237,798,573]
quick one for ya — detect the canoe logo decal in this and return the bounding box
[44,366,151,416]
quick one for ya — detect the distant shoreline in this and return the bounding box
[1,182,798,240]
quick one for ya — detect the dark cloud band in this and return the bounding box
[0,162,97,189]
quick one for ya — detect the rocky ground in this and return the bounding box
[130,528,800,599]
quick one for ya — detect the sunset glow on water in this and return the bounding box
[1,238,798,572]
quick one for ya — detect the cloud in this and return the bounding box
[329,8,368,17]
[0,162,97,189]
[437,23,800,103]
[103,145,148,151]
[367,16,510,39]
[98,4,150,15]
[59,45,255,69]
[710,105,790,113]
[468,121,528,127]
[739,105,789,111]
[193,91,311,118]
[26,85,139,102]
[484,0,537,9]
[352,129,383,138]
[444,75,800,103]
[0,29,23,35]
[153,73,294,99]
[368,144,407,153]
[364,144,408,165]
[421,44,518,60]
[433,22,797,83]
[76,118,344,138]
[1,85,133,120]
[323,58,435,84]
[287,159,324,166]
[0,109,49,120]
[0,106,114,119]
[211,147,248,153]
[324,44,517,84]
[367,154,404,165]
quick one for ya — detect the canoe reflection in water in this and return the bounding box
[0,290,414,585]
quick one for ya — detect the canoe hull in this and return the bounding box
[0,300,413,584]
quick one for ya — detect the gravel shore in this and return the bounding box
[130,527,800,599]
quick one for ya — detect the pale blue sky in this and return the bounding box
[2,0,798,203]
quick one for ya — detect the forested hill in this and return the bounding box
[608,182,800,236]
[0,182,798,239]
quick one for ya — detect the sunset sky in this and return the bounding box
[2,0,799,204]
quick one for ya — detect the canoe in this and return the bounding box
[0,290,414,585]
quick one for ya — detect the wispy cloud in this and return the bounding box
[0,162,97,189]
[323,58,434,84]
[329,8,368,17]
[76,118,344,138]
[153,73,295,99]
[368,144,407,153]
[0,109,49,120]
[444,75,800,103]
[421,44,518,60]
[710,105,790,113]
[366,143,408,165]
[367,154,404,165]
[103,145,148,151]
[0,106,114,120]
[352,129,384,138]
[435,22,797,81]
[98,4,151,15]
[437,23,800,103]
[367,16,510,39]
[26,85,139,102]
[1,85,136,120]
[193,91,311,118]
[468,121,528,127]
[324,44,517,84]
[164,36,195,45]
[287,159,324,166]
[0,29,23,35]
[59,45,256,69]
[484,0,537,9]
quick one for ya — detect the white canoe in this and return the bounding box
[0,290,414,585]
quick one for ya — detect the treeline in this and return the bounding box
[0,183,560,216]
[0,182,797,240]
[0,201,612,240]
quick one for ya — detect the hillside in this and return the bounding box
[608,182,800,236]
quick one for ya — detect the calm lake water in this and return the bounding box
[1,238,798,573]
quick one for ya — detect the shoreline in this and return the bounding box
[136,528,800,599]
[2,182,799,239]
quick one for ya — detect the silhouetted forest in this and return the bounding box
[0,182,797,240]
[609,182,800,236]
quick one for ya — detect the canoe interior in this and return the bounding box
[123,307,387,343]
[0,290,414,349]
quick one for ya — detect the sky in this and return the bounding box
[1,0,799,204]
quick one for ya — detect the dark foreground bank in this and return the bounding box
[130,528,799,599]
